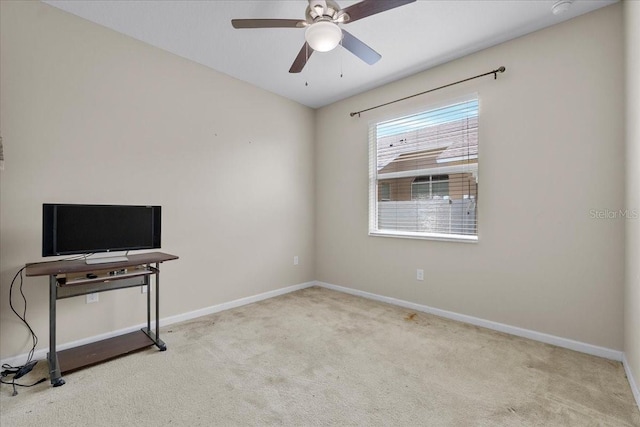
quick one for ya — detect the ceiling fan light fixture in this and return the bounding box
[305,21,342,52]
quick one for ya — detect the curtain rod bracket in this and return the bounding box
[349,65,506,118]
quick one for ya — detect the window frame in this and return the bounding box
[368,95,479,243]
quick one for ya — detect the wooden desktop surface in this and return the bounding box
[25,252,179,277]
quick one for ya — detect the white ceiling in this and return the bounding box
[43,0,617,109]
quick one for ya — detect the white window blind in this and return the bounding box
[368,97,479,241]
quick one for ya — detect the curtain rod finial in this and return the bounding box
[498,66,506,73]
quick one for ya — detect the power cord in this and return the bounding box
[1,267,45,396]
[1,362,46,396]
[3,254,94,395]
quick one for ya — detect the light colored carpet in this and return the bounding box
[1,286,638,426]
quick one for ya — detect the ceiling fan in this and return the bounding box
[231,0,416,73]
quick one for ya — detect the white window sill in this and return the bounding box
[369,230,478,243]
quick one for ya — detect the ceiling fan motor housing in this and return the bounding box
[306,0,348,24]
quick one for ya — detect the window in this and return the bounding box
[379,182,391,201]
[368,97,478,241]
[411,175,449,200]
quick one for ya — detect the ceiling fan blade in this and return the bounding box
[231,19,305,29]
[289,42,314,73]
[342,0,416,23]
[341,30,381,65]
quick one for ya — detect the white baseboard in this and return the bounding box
[315,281,624,362]
[0,281,316,369]
[160,281,315,326]
[623,353,640,410]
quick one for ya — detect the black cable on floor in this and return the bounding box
[1,267,45,396]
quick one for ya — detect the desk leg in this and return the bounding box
[146,268,151,333]
[142,263,166,351]
[48,276,65,387]
[155,263,162,348]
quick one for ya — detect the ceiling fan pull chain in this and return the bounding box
[305,42,309,86]
[340,38,344,78]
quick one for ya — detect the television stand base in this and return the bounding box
[142,327,167,351]
[25,252,178,387]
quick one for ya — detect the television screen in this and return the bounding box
[42,204,161,257]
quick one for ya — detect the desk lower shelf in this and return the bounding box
[55,330,156,374]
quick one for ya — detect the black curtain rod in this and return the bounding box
[349,66,506,117]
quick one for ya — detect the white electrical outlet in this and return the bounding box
[416,269,424,281]
[293,256,299,265]
[86,293,99,303]
[141,285,148,294]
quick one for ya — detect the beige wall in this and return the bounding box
[0,1,315,359]
[624,0,640,399]
[316,4,625,349]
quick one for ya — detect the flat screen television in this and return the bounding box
[42,203,161,263]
